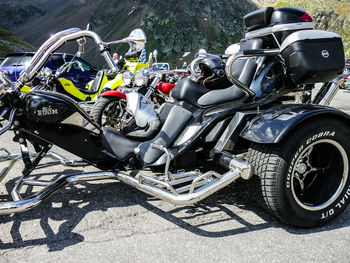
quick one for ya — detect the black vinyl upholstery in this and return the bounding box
[78,70,104,95]
[137,105,192,164]
[243,7,274,32]
[170,78,210,107]
[197,85,246,106]
[101,127,141,161]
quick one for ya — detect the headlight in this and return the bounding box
[122,71,134,85]
[134,68,149,87]
[38,67,52,78]
[43,67,52,77]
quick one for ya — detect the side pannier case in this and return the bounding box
[280,30,345,85]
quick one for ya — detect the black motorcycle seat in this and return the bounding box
[197,85,246,106]
[170,78,210,107]
[101,127,141,161]
[77,70,104,95]
[171,78,246,108]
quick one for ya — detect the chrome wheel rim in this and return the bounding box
[102,99,128,129]
[291,139,348,211]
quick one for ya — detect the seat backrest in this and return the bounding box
[227,38,263,88]
[243,7,274,32]
[88,70,104,93]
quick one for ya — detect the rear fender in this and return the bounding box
[100,90,126,100]
[240,104,350,144]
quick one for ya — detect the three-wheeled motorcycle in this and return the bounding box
[0,6,349,228]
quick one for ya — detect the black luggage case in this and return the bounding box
[280,30,345,85]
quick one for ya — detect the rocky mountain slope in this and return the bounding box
[269,0,350,56]
[0,26,34,57]
[0,0,349,65]
[0,0,257,65]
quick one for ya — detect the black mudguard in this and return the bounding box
[240,104,350,144]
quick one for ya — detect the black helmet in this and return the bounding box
[196,53,231,89]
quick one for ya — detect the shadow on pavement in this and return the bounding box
[0,169,349,252]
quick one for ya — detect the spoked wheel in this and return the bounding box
[91,96,131,130]
[246,118,350,227]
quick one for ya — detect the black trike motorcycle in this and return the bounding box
[0,7,348,228]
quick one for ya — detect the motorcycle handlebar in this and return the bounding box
[16,28,118,90]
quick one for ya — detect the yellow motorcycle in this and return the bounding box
[24,29,148,105]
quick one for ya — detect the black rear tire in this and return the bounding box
[246,118,350,228]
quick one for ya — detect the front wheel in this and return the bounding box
[246,118,350,228]
[91,96,131,130]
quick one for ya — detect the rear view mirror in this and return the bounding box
[107,29,147,52]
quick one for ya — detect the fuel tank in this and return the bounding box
[25,90,82,123]
[22,90,121,169]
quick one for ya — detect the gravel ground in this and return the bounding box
[1,88,350,262]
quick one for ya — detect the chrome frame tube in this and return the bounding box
[0,168,242,214]
[0,150,87,185]
[0,108,16,136]
[0,171,120,214]
[0,148,251,214]
[119,169,241,205]
[224,50,280,97]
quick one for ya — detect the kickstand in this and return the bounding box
[19,137,51,177]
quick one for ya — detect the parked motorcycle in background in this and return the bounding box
[91,67,188,138]
[21,28,149,114]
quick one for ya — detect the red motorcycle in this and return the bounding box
[91,68,185,138]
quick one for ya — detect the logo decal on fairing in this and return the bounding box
[321,50,330,58]
[37,106,58,116]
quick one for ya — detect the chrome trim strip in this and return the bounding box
[280,30,342,51]
[245,22,314,39]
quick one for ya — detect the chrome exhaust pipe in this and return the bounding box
[0,171,119,215]
[0,151,251,214]
[0,168,243,214]
[115,169,242,206]
[313,77,345,106]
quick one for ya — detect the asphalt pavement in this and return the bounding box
[1,88,350,262]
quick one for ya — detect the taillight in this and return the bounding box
[301,13,313,22]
